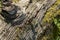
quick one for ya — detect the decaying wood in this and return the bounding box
[0,0,56,40]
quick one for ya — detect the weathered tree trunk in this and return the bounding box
[0,0,56,40]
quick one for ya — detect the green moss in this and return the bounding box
[42,0,60,23]
[42,0,60,40]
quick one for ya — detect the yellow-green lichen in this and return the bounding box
[42,0,60,23]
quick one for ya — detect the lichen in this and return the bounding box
[42,0,60,40]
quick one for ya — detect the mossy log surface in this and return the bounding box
[0,0,57,40]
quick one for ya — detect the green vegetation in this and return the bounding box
[42,0,60,23]
[42,0,60,40]
[53,15,60,40]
